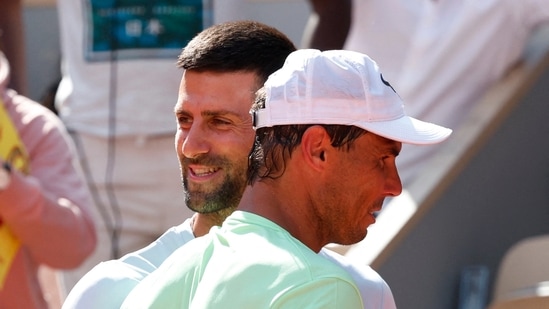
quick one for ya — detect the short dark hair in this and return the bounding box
[248,88,367,184]
[177,20,297,83]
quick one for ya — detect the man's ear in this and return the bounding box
[300,126,330,171]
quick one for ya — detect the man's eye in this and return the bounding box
[379,155,392,167]
[212,118,232,126]
[177,116,192,128]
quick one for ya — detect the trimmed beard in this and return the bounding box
[181,156,247,214]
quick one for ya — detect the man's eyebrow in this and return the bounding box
[389,144,401,156]
[173,104,186,114]
[201,110,237,117]
[173,108,235,116]
[378,137,401,156]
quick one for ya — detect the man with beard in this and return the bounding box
[120,48,452,308]
[63,21,402,309]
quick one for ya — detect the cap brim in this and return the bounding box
[355,116,452,145]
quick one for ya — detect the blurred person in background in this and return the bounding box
[0,49,96,308]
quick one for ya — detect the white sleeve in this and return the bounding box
[319,248,397,309]
[61,260,145,309]
[62,218,195,309]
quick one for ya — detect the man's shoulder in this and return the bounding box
[318,247,397,309]
[62,260,144,309]
[120,218,195,267]
[319,248,385,284]
[62,219,195,309]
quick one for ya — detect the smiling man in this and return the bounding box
[120,48,452,308]
[175,70,257,235]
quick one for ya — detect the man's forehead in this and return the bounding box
[176,71,258,115]
[174,100,252,118]
[369,132,402,155]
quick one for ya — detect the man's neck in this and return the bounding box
[191,208,235,237]
[238,184,326,253]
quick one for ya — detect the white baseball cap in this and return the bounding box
[252,49,452,145]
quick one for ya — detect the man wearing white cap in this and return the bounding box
[121,49,452,308]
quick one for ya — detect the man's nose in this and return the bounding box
[385,168,403,197]
[181,124,210,159]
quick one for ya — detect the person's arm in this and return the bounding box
[0,92,96,268]
[0,0,27,94]
[61,260,144,309]
[301,0,351,50]
[63,220,195,308]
